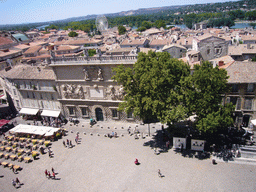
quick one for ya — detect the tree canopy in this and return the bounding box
[112,51,190,125]
[118,25,127,35]
[68,31,78,37]
[181,61,234,134]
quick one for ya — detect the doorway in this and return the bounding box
[243,115,250,127]
[95,108,104,121]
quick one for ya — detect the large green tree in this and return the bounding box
[181,61,234,134]
[68,31,78,37]
[112,51,190,125]
[118,25,127,35]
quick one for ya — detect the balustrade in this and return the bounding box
[51,55,137,64]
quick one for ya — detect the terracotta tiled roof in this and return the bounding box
[0,65,55,80]
[225,61,256,83]
[228,44,256,56]
[56,45,80,51]
[240,35,256,41]
[24,46,42,54]
[150,38,173,46]
[121,38,147,46]
[162,43,186,50]
[0,37,14,46]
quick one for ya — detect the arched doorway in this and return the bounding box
[243,115,251,127]
[95,108,104,121]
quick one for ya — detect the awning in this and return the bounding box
[19,108,39,115]
[41,110,60,117]
[251,119,256,126]
[0,94,7,100]
[0,119,10,128]
[9,124,60,136]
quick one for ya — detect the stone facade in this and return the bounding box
[50,55,140,122]
[193,35,229,61]
[225,61,256,128]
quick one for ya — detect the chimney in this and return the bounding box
[218,60,224,67]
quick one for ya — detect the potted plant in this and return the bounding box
[17,152,22,157]
[12,144,16,149]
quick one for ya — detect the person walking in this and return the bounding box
[67,139,69,148]
[52,167,55,174]
[45,169,48,178]
[12,179,16,188]
[63,140,66,147]
[48,171,51,179]
[70,140,72,148]
[52,172,55,179]
[15,178,20,188]
[158,169,162,178]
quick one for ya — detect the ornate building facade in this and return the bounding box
[49,54,139,122]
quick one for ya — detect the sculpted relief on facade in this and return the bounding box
[62,84,84,99]
[107,85,125,100]
[83,67,104,81]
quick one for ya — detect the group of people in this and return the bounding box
[45,168,56,179]
[107,131,118,138]
[12,178,21,188]
[63,139,73,148]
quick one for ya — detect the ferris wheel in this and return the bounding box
[95,15,108,32]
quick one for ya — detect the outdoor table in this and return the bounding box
[32,139,38,144]
[7,136,14,141]
[13,165,20,171]
[18,149,24,154]
[25,144,32,149]
[24,157,31,163]
[0,152,3,158]
[8,141,13,146]
[13,142,19,146]
[32,145,38,150]
[8,163,13,168]
[10,155,17,160]
[44,141,51,145]
[19,138,26,142]
[1,162,8,167]
[18,156,23,162]
[12,148,18,154]
[0,146,5,151]
[2,141,7,145]
[26,139,31,143]
[5,147,12,152]
[14,137,19,142]
[32,151,39,155]
[4,154,9,159]
[38,140,44,145]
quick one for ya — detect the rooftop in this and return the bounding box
[0,65,55,80]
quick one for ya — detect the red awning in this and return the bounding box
[0,119,10,128]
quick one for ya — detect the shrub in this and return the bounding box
[12,145,16,148]
[17,152,22,157]
[27,135,31,138]
[32,141,36,145]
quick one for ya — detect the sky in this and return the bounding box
[0,0,238,25]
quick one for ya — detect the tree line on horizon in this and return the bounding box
[0,0,255,32]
